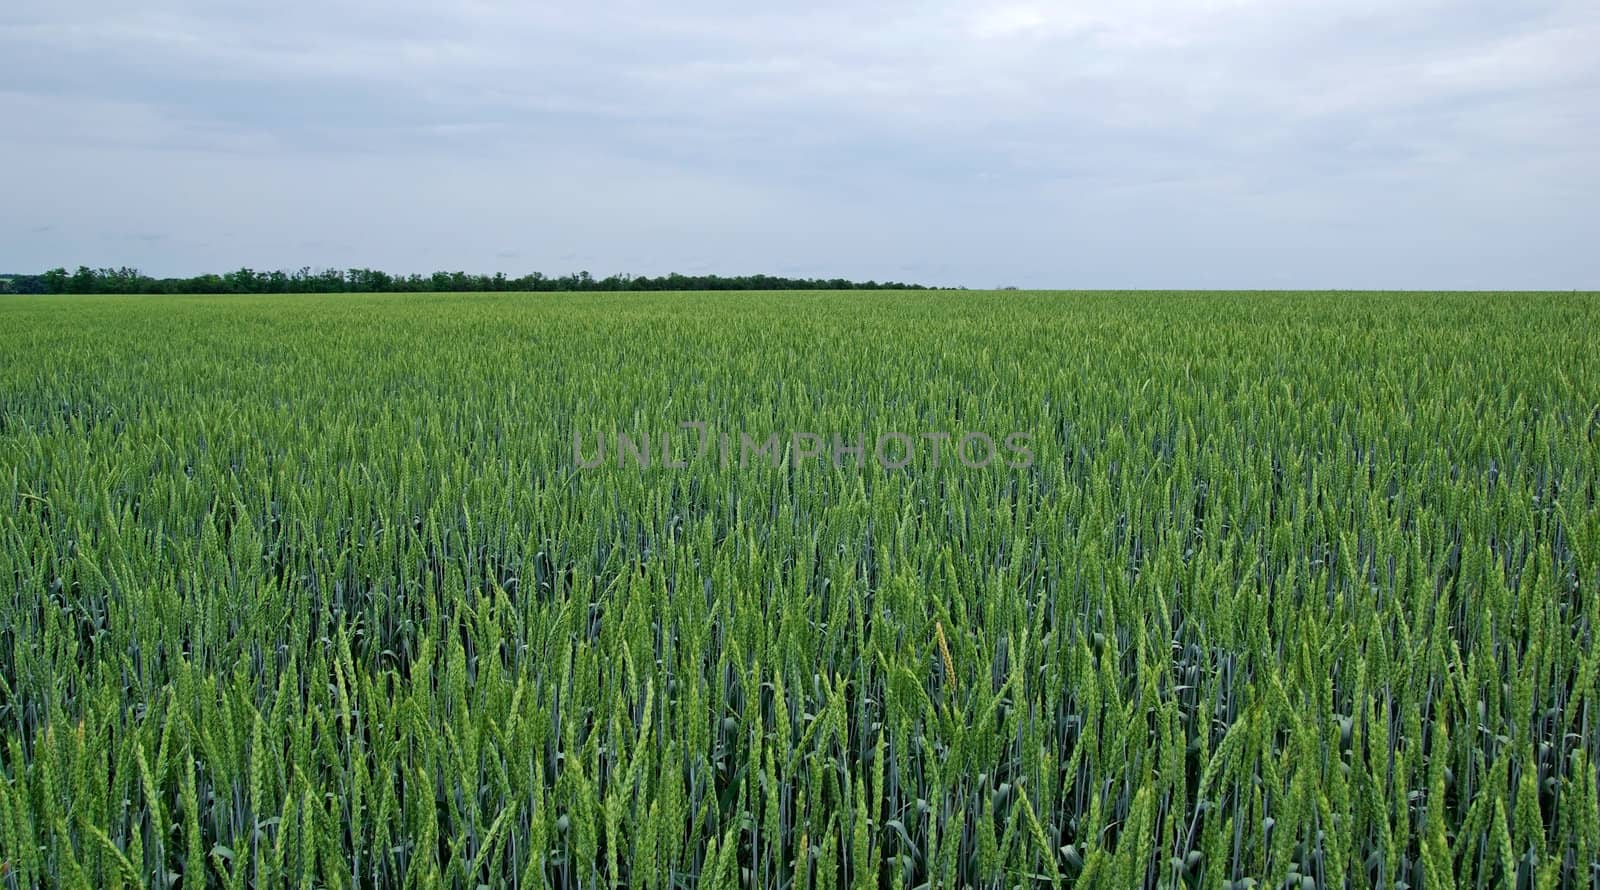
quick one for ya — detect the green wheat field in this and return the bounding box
[1,290,1597,889]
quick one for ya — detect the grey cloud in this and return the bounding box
[1,0,1596,287]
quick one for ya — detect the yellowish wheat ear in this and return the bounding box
[935,620,957,691]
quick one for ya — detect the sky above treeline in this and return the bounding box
[2,0,1596,289]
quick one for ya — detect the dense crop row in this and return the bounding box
[1,291,1597,888]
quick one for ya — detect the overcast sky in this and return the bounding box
[2,1,1596,288]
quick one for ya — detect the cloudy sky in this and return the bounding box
[2,1,1596,288]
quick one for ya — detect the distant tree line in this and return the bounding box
[0,267,934,295]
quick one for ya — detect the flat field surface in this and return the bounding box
[1,291,1598,888]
